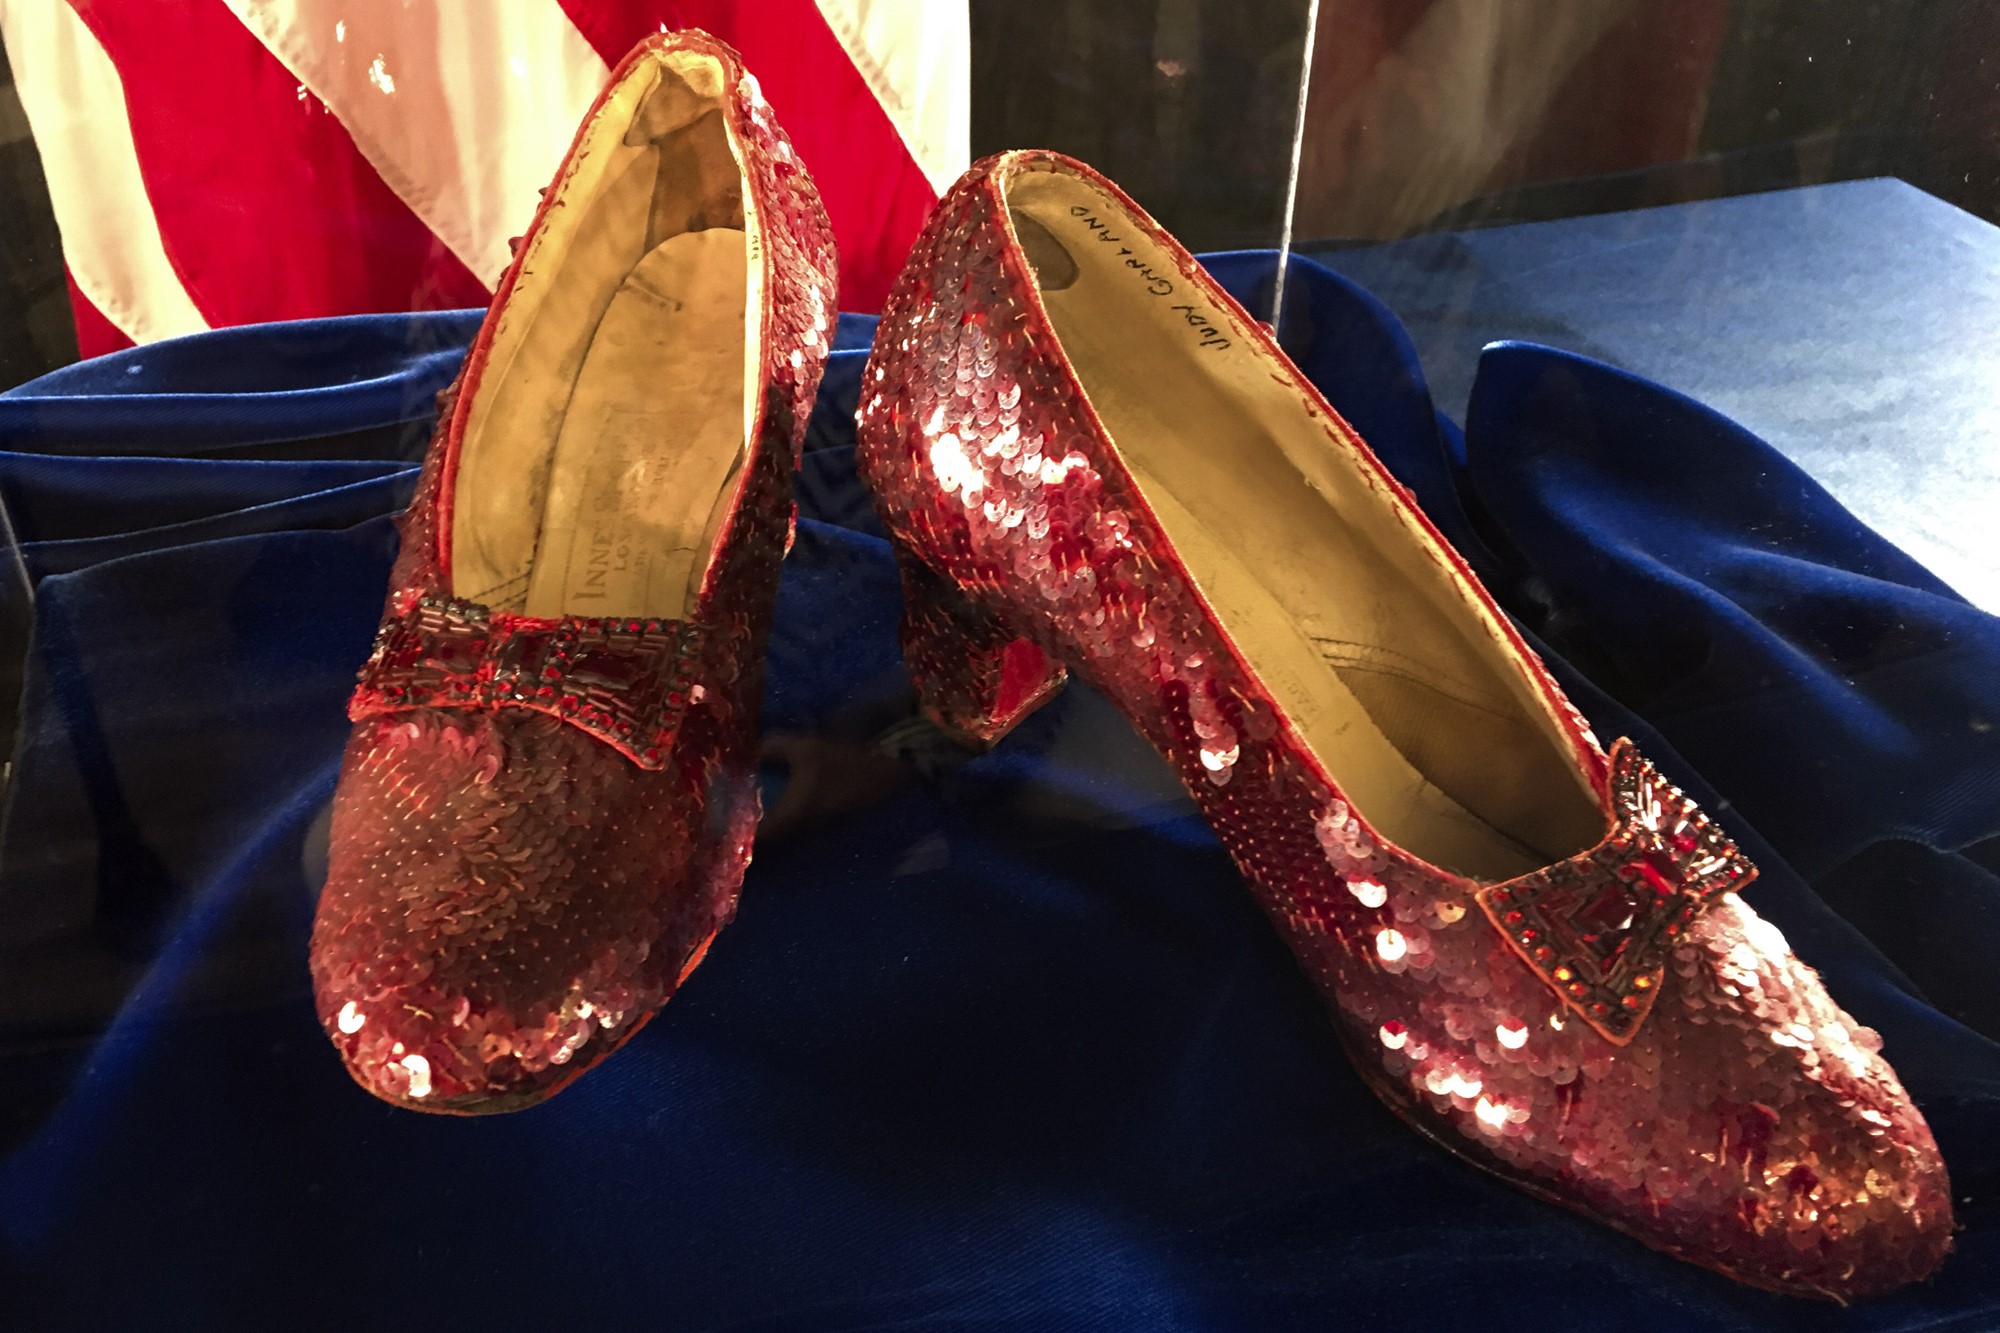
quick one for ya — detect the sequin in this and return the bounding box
[852,148,1953,1299]
[309,31,838,1115]
[399,1054,432,1099]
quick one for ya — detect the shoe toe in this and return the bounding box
[1586,896,1954,1299]
[1785,1112,1954,1300]
[1679,902,1953,1298]
[1348,887,1953,1299]
[310,707,742,1112]
[313,956,640,1114]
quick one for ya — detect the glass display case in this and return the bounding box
[0,3,1993,1327]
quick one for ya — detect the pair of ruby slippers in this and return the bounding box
[309,32,1951,1299]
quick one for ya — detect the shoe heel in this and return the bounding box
[892,540,1066,748]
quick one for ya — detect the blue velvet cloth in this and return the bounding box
[0,211,1995,1328]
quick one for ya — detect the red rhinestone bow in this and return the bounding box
[351,595,704,769]
[1475,739,1756,1043]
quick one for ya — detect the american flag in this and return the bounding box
[0,0,967,358]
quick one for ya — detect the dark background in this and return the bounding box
[4,0,1998,388]
[0,40,76,393]
[970,0,2000,246]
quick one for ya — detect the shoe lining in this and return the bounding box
[451,50,759,622]
[1004,168,1604,879]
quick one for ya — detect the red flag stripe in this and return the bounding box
[228,0,612,292]
[812,0,968,195]
[64,0,491,331]
[0,0,208,353]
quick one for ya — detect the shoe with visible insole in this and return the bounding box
[309,31,837,1113]
[854,150,1951,1298]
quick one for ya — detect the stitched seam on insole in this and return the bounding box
[460,571,531,607]
[1305,634,1509,700]
[1309,638,1519,721]
[1400,772,1548,866]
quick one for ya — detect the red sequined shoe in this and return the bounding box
[308,32,836,1113]
[854,151,1952,1298]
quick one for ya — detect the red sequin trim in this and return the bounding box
[351,595,703,770]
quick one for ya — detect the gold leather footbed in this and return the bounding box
[1005,170,1604,880]
[450,50,759,623]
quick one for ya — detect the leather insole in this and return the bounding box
[448,49,754,623]
[1005,169,1604,879]
[521,229,748,619]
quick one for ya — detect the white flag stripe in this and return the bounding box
[0,0,210,343]
[813,0,968,195]
[227,0,609,289]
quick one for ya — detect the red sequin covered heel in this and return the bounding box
[892,536,1065,745]
[307,32,837,1113]
[854,150,1952,1298]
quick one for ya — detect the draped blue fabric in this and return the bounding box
[0,208,1994,1329]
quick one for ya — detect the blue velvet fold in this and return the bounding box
[0,233,1992,1330]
